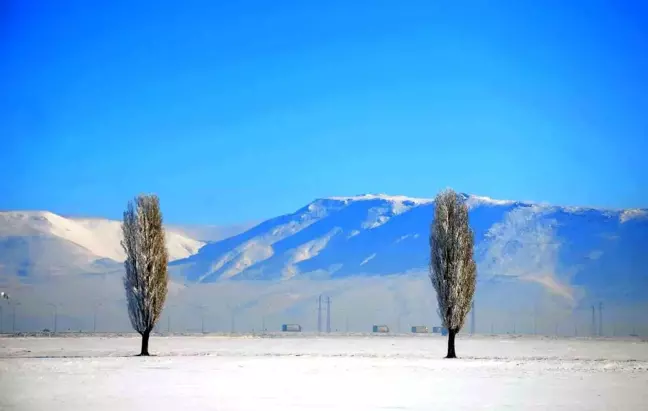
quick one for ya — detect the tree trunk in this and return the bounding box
[446,328,457,359]
[140,330,151,356]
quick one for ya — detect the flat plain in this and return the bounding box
[1,334,647,410]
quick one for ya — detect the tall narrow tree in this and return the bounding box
[429,189,477,358]
[121,194,169,356]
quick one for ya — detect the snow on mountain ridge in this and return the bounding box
[619,209,647,223]
[323,193,648,220]
[0,211,125,261]
[324,193,521,213]
[74,218,204,261]
[0,211,204,263]
[461,194,518,209]
[326,193,434,204]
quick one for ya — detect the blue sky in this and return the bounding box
[2,1,647,224]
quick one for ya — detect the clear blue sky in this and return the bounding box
[2,1,647,224]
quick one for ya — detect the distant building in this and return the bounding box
[281,324,302,332]
[432,326,443,334]
[411,326,428,333]
[372,325,390,333]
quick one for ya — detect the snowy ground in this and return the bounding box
[1,334,647,410]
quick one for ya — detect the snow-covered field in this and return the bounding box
[1,335,647,410]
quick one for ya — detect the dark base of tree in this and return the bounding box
[446,329,457,359]
[139,330,151,356]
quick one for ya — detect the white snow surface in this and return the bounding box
[0,211,204,262]
[192,201,340,280]
[327,193,520,209]
[1,335,647,410]
[74,217,205,261]
[620,208,648,223]
[282,228,342,278]
[326,193,434,205]
[210,241,275,281]
[463,194,517,209]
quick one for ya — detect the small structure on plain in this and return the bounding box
[281,324,302,332]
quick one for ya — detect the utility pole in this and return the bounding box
[326,296,331,333]
[591,305,596,336]
[197,305,206,334]
[470,301,475,335]
[598,302,603,337]
[166,304,176,334]
[12,303,20,333]
[317,295,322,333]
[0,292,8,334]
[345,315,349,333]
[93,303,102,333]
[47,303,58,333]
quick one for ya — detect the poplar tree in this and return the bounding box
[429,189,477,358]
[121,194,169,356]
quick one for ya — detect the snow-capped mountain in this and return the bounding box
[171,193,648,304]
[0,211,205,277]
[2,194,646,306]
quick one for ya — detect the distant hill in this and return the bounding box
[0,211,205,278]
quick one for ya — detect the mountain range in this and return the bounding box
[1,194,647,306]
